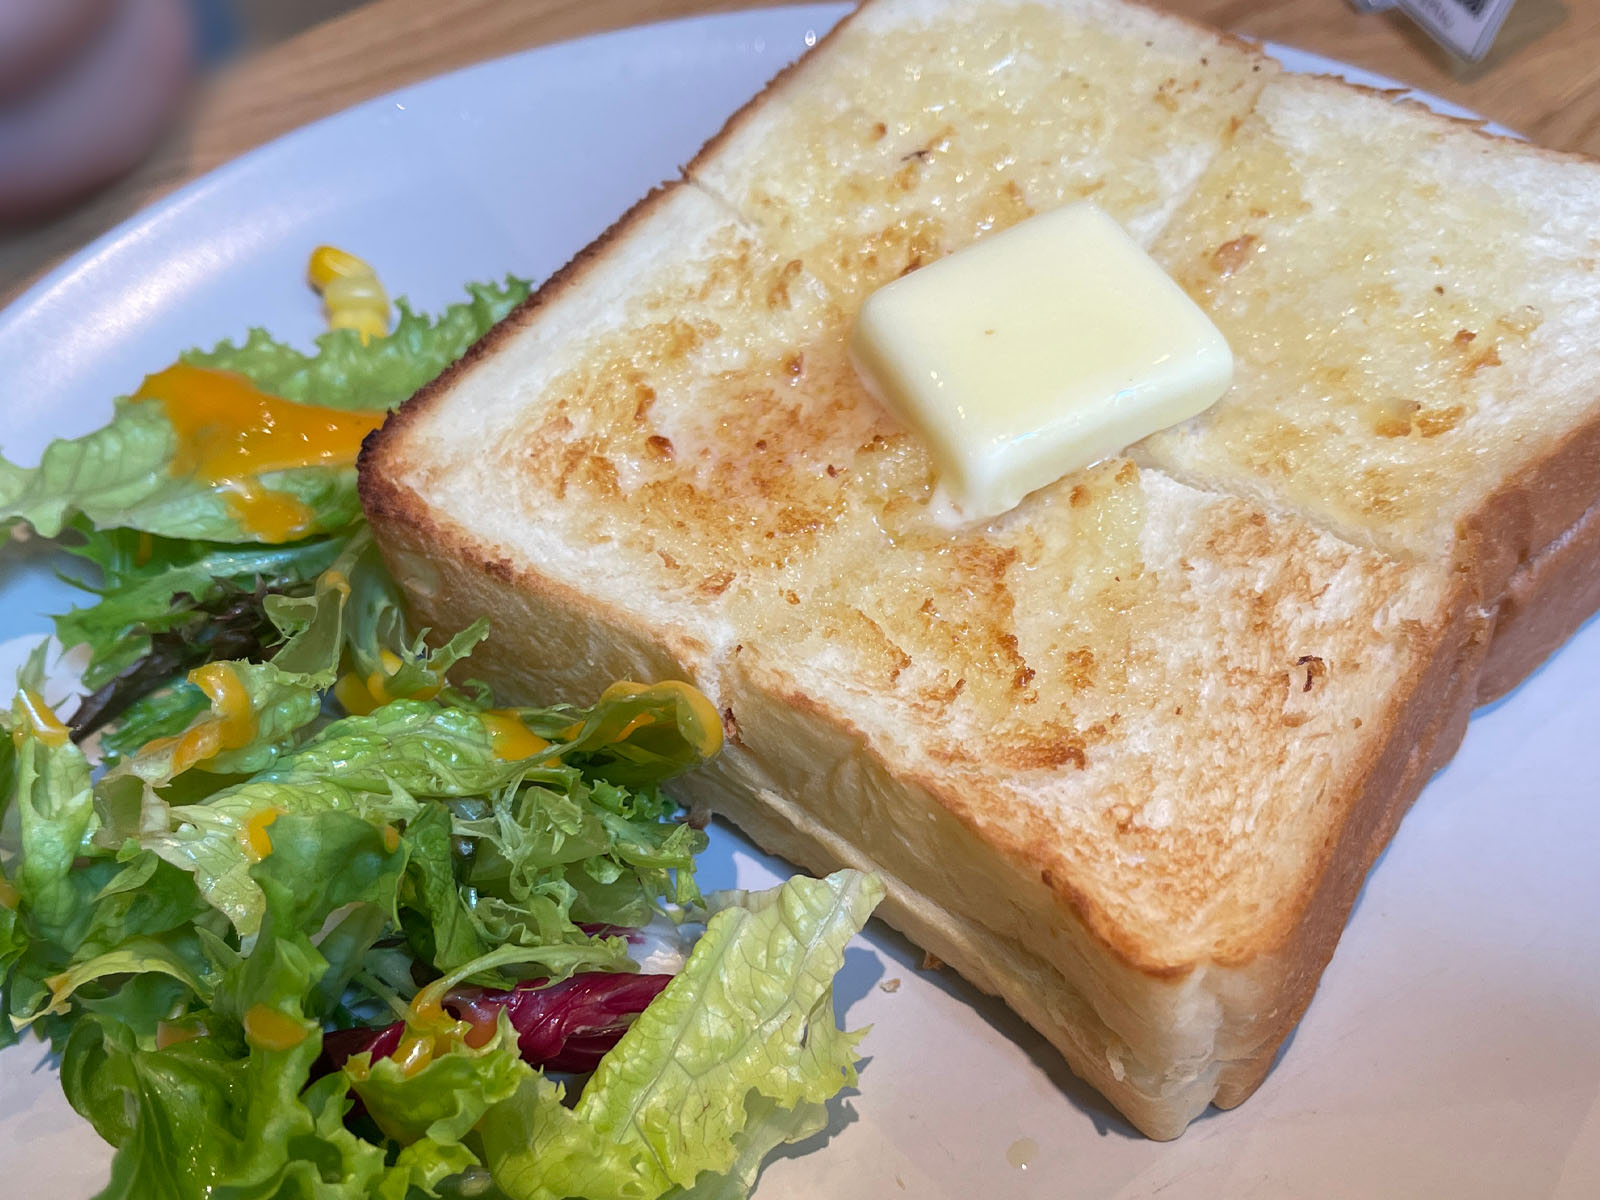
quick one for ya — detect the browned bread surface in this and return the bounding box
[364,453,1472,1139]
[1142,74,1600,607]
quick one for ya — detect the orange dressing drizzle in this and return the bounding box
[13,688,70,749]
[196,661,255,748]
[239,807,283,863]
[333,673,379,716]
[367,649,440,706]
[374,981,473,1077]
[133,364,384,543]
[597,679,723,756]
[155,1017,209,1049]
[334,649,442,715]
[143,662,258,774]
[391,1031,437,1077]
[459,1007,500,1050]
[481,710,553,761]
[243,1003,308,1050]
[613,712,656,741]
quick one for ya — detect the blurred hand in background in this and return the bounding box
[0,0,196,225]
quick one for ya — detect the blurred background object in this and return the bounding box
[0,0,364,293]
[0,0,378,227]
[0,0,1596,304]
[1395,0,1521,62]
[0,0,194,224]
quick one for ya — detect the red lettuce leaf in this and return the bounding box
[316,970,674,1080]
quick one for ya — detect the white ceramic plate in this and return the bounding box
[0,6,1595,1197]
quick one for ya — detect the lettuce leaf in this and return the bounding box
[98,684,210,760]
[0,397,364,543]
[59,953,390,1200]
[479,870,883,1199]
[0,400,197,540]
[23,936,213,1026]
[348,1014,526,1146]
[185,278,530,412]
[7,697,97,943]
[107,658,712,959]
[337,538,490,709]
[50,821,403,1197]
[107,548,352,787]
[673,1096,831,1200]
[56,524,348,712]
[2,277,529,545]
[132,778,411,943]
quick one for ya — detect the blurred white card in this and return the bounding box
[1397,0,1518,60]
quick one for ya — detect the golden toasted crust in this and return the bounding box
[1210,603,1486,1112]
[682,0,1267,185]
[1457,407,1600,614]
[1479,496,1600,702]
[361,182,684,483]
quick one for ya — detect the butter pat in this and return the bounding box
[849,202,1233,522]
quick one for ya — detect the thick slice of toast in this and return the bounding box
[361,181,1472,1135]
[361,0,1600,1138]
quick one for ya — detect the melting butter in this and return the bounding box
[849,202,1232,523]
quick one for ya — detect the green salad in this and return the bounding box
[0,250,882,1199]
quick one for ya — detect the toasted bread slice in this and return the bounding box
[361,0,1471,1137]
[361,0,1599,1140]
[1142,74,1600,608]
[362,239,1471,1139]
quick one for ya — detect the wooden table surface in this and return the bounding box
[3,0,1598,303]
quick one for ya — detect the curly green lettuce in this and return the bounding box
[0,259,883,1200]
[3,640,881,1200]
[183,280,531,412]
[16,276,529,745]
[0,277,529,544]
[478,871,884,1199]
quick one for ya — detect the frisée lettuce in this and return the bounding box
[0,252,883,1199]
[1,636,882,1198]
[0,278,530,544]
